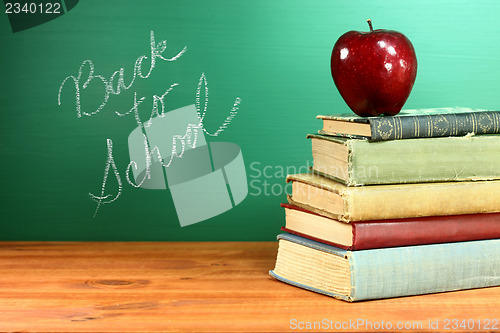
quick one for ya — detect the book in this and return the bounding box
[269,233,500,302]
[317,107,500,141]
[286,173,500,222]
[281,203,500,250]
[308,133,500,186]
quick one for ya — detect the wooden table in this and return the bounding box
[0,242,499,332]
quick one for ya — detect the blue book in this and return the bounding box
[269,233,500,302]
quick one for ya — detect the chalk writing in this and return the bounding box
[195,72,242,137]
[89,139,122,217]
[58,31,242,217]
[58,31,187,118]
[125,121,204,189]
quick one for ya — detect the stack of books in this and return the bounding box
[270,108,500,302]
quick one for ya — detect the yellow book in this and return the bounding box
[286,173,500,222]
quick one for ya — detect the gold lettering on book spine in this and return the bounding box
[451,114,457,135]
[428,115,432,137]
[472,113,477,133]
[432,115,450,136]
[462,114,470,134]
[398,116,403,139]
[478,113,493,133]
[375,118,394,140]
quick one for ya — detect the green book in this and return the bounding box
[317,107,500,141]
[308,133,500,186]
[270,233,500,302]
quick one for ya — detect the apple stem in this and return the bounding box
[367,19,373,32]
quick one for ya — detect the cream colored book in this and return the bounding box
[286,173,500,222]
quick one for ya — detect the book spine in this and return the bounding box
[353,213,500,250]
[348,180,500,221]
[370,111,500,141]
[348,134,500,185]
[286,173,500,221]
[350,239,500,301]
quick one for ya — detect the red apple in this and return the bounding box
[331,20,417,116]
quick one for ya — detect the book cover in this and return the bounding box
[308,133,500,186]
[281,203,500,250]
[286,173,500,222]
[317,107,500,141]
[270,233,500,302]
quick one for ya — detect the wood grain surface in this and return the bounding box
[0,242,499,332]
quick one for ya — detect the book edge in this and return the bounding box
[287,195,346,221]
[277,233,348,258]
[269,270,354,302]
[281,227,352,250]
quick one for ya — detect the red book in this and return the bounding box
[281,203,500,250]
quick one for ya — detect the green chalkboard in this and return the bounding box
[1,0,500,240]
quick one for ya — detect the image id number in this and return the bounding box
[443,319,499,330]
[5,2,61,14]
